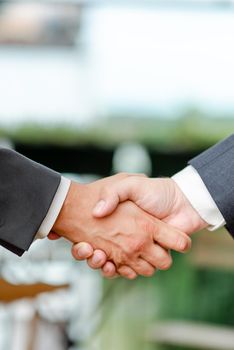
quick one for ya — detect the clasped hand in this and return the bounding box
[50,174,207,279]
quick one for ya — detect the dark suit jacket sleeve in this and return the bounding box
[0,148,61,256]
[188,134,234,236]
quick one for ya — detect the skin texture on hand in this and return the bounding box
[51,176,191,279]
[93,176,208,234]
[72,174,208,278]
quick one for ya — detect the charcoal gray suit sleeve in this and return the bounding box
[0,148,61,256]
[189,134,234,236]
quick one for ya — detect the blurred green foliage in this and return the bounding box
[93,251,234,350]
[91,227,234,350]
[1,111,234,150]
[156,254,234,326]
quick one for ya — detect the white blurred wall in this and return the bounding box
[0,4,234,125]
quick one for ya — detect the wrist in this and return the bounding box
[52,181,85,242]
[172,165,225,232]
[172,179,208,233]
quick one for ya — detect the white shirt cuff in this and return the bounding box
[35,176,71,239]
[172,165,226,231]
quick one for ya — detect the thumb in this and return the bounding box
[93,177,138,218]
[93,196,119,218]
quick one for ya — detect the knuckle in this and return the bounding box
[137,238,147,252]
[111,250,125,267]
[141,220,158,238]
[123,243,133,257]
[134,240,142,253]
[127,238,146,255]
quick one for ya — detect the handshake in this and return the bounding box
[49,173,208,279]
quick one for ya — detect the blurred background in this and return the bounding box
[0,0,234,349]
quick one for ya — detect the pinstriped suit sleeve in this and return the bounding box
[189,135,234,236]
[0,149,61,256]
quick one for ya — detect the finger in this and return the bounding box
[87,250,108,269]
[117,265,138,280]
[93,176,141,218]
[93,197,119,218]
[128,259,156,277]
[152,220,192,253]
[141,245,172,270]
[72,242,94,260]
[102,262,119,279]
[48,232,61,240]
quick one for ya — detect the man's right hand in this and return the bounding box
[92,175,208,234]
[71,174,207,278]
[51,175,191,279]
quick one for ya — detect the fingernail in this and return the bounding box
[77,244,89,258]
[94,200,106,214]
[92,254,101,265]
